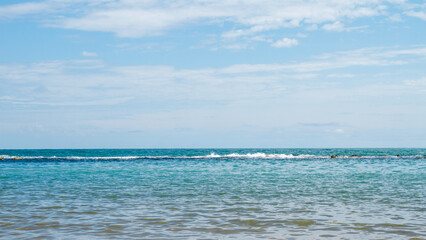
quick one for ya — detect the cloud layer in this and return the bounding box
[1,1,426,147]
[1,46,425,107]
[1,45,425,147]
[1,0,424,39]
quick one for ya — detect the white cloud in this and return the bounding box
[0,0,407,38]
[0,2,49,18]
[1,46,425,146]
[1,46,425,107]
[405,11,426,21]
[322,21,367,32]
[82,51,98,57]
[323,21,345,32]
[404,77,426,92]
[271,38,299,48]
[57,1,386,37]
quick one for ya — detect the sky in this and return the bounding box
[0,0,425,148]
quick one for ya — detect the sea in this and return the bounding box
[0,148,425,239]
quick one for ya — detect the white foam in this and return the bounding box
[0,153,423,160]
[190,152,323,159]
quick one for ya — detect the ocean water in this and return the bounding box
[0,148,425,239]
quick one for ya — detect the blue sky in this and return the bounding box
[0,0,425,148]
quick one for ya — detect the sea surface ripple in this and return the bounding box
[0,149,425,239]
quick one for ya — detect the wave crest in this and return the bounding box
[1,153,424,160]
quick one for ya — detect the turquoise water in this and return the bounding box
[1,149,425,239]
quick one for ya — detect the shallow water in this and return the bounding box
[1,149,425,239]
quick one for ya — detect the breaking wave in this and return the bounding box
[1,153,424,161]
